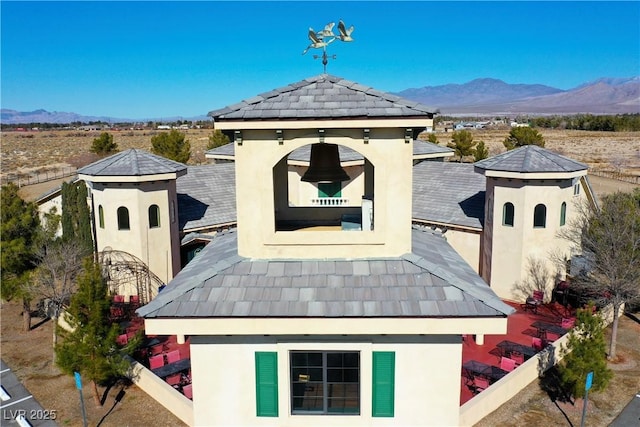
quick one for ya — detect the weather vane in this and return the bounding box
[302,20,354,73]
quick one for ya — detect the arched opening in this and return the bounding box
[502,202,514,227]
[117,206,130,230]
[98,205,105,228]
[533,204,546,228]
[148,204,160,228]
[560,202,567,226]
[273,143,374,232]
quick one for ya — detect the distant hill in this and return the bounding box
[395,77,640,115]
[3,76,638,123]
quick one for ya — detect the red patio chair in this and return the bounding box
[532,337,544,352]
[129,295,140,305]
[533,290,544,303]
[166,373,182,387]
[500,356,516,372]
[511,352,525,366]
[116,334,128,346]
[166,350,181,364]
[182,383,193,399]
[472,376,490,394]
[561,317,575,329]
[150,344,164,356]
[149,354,165,370]
[113,295,125,304]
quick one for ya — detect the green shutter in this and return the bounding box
[255,352,279,417]
[372,351,395,417]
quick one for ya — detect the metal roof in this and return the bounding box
[413,162,485,229]
[474,145,588,173]
[137,227,513,319]
[77,149,187,177]
[208,74,435,121]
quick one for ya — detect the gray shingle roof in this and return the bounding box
[413,162,485,229]
[176,164,236,231]
[206,141,451,162]
[137,228,513,319]
[77,149,187,176]
[474,145,588,173]
[208,74,435,121]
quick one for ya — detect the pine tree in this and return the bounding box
[90,132,118,155]
[427,133,439,144]
[503,126,545,150]
[151,129,191,163]
[56,258,131,407]
[60,181,93,255]
[558,305,612,399]
[447,130,477,162]
[207,129,230,149]
[473,140,489,161]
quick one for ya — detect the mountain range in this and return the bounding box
[2,77,638,124]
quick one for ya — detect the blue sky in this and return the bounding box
[2,1,639,119]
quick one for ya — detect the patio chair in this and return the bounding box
[533,290,544,303]
[116,334,128,346]
[166,349,181,364]
[561,317,575,329]
[511,352,525,366]
[113,295,125,304]
[149,354,165,370]
[471,376,490,394]
[500,356,516,372]
[166,373,182,387]
[182,383,193,400]
[129,295,140,305]
[150,344,165,356]
[532,337,544,352]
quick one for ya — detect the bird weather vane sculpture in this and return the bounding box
[302,20,355,73]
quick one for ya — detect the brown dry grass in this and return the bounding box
[0,300,186,427]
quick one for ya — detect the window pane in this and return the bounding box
[503,202,514,226]
[534,204,546,228]
[560,202,567,226]
[148,204,160,228]
[117,207,130,230]
[98,205,104,228]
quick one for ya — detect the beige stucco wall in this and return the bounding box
[234,127,416,259]
[38,194,63,238]
[441,230,481,274]
[188,336,462,427]
[88,180,181,286]
[484,175,588,300]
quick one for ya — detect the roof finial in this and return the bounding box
[302,20,354,74]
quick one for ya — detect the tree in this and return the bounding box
[151,129,190,163]
[90,132,118,155]
[60,181,93,254]
[31,239,88,362]
[503,126,545,150]
[426,133,439,144]
[447,130,477,162]
[207,129,230,150]
[473,140,489,161]
[1,183,40,331]
[56,258,130,407]
[564,190,640,360]
[558,305,612,398]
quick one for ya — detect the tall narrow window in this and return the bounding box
[573,183,580,196]
[560,202,567,226]
[502,202,514,227]
[372,351,395,417]
[255,352,279,417]
[290,351,360,415]
[533,204,546,228]
[117,206,130,230]
[98,205,104,229]
[148,204,160,228]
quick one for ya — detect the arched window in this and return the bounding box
[502,202,514,227]
[117,207,130,230]
[560,202,567,226]
[98,205,104,229]
[533,204,546,228]
[148,204,160,228]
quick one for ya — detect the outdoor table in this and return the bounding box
[495,340,537,360]
[531,321,568,340]
[462,360,508,383]
[151,358,191,379]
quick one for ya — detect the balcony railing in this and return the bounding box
[310,197,350,206]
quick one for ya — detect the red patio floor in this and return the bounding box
[460,300,575,405]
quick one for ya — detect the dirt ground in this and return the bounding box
[0,301,186,427]
[476,313,640,427]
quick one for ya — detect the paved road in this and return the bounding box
[0,359,58,426]
[610,393,640,427]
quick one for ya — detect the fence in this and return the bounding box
[589,169,640,185]
[1,167,77,187]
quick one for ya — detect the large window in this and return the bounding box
[560,202,567,226]
[117,206,130,230]
[533,204,546,228]
[290,351,359,415]
[148,204,160,228]
[502,202,514,227]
